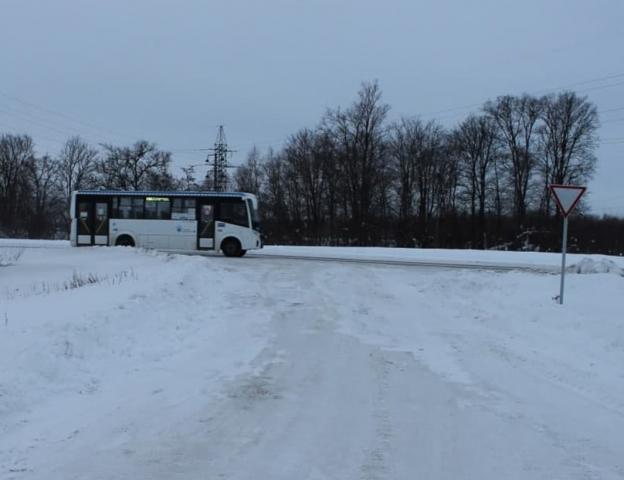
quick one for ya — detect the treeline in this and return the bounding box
[1,81,623,253]
[0,137,181,237]
[231,82,624,254]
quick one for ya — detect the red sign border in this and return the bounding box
[549,184,587,217]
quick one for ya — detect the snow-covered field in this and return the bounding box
[1,242,623,479]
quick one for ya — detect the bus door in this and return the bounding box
[76,198,110,246]
[197,200,216,249]
[93,201,109,245]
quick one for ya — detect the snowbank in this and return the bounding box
[568,257,624,275]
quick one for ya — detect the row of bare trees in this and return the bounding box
[233,82,603,249]
[0,136,175,236]
[0,81,616,252]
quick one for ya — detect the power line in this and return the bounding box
[602,117,624,125]
[0,104,107,146]
[0,104,221,161]
[0,119,67,149]
[425,72,624,122]
[0,90,223,154]
[0,90,138,144]
[599,106,624,114]
[577,80,624,94]
[177,162,243,171]
[534,72,624,93]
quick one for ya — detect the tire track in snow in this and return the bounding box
[360,350,395,480]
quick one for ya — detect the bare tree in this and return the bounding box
[452,114,499,246]
[0,134,35,234]
[485,95,542,221]
[179,166,199,190]
[262,151,289,225]
[388,118,424,245]
[316,131,339,244]
[57,136,98,226]
[387,118,450,246]
[28,155,60,236]
[282,129,328,241]
[538,92,598,214]
[97,140,172,190]
[414,121,447,246]
[57,136,98,196]
[389,119,417,227]
[234,146,265,195]
[325,80,390,244]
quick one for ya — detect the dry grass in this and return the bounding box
[0,247,24,267]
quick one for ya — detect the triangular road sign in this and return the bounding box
[550,184,586,217]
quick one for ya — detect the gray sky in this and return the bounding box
[1,0,623,215]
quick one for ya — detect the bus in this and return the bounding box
[70,190,262,257]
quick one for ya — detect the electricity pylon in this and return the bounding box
[206,125,236,191]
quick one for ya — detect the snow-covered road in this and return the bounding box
[1,244,623,479]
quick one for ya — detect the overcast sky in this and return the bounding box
[1,0,622,215]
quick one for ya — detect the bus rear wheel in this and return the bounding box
[115,235,135,247]
[221,238,242,257]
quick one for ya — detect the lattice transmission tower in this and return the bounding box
[206,125,236,191]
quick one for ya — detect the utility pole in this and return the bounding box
[206,125,236,191]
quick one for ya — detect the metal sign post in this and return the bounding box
[559,216,568,305]
[549,184,586,305]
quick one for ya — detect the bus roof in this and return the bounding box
[74,190,256,199]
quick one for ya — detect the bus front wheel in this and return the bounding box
[221,238,242,257]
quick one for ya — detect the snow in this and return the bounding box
[1,242,624,479]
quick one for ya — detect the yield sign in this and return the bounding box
[550,184,586,217]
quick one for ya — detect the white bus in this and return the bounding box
[70,190,262,257]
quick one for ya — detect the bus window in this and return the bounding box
[246,199,260,231]
[172,198,196,220]
[77,202,91,232]
[118,197,144,219]
[218,200,249,228]
[118,197,131,218]
[145,197,171,219]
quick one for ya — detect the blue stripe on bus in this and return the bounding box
[75,190,250,197]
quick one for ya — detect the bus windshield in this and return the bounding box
[247,199,261,231]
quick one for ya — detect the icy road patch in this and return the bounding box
[1,245,623,479]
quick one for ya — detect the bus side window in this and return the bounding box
[131,198,144,218]
[172,198,196,220]
[118,197,132,219]
[185,199,196,218]
[118,197,144,219]
[145,197,171,219]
